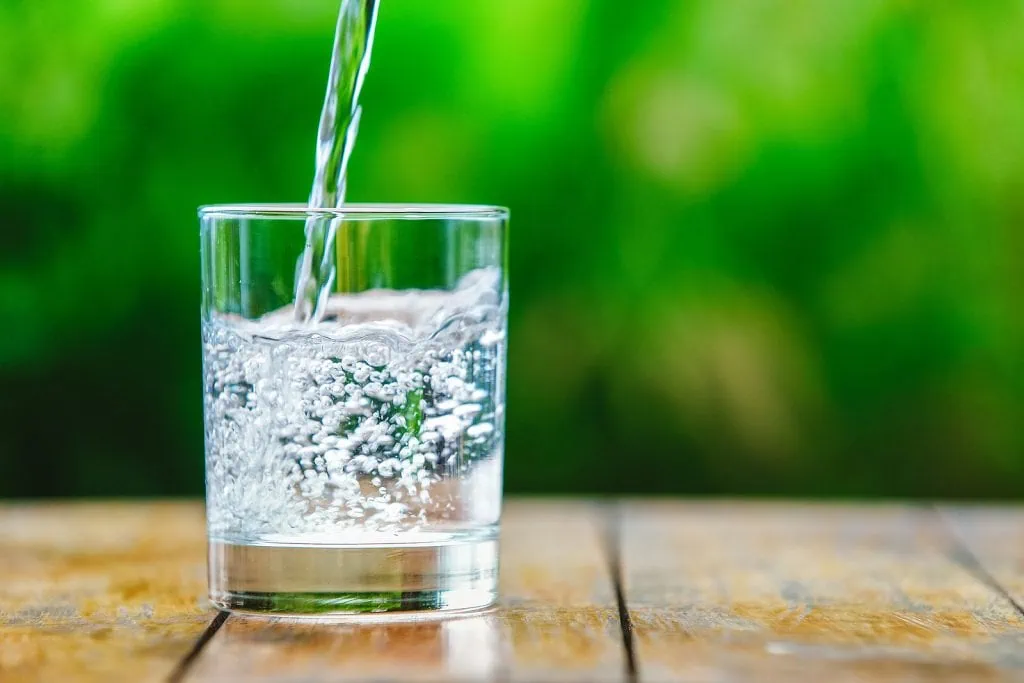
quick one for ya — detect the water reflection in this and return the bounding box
[193,612,500,681]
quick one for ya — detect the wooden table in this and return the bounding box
[2,501,1024,682]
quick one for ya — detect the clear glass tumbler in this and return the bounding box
[200,204,509,615]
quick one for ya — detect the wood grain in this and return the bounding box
[6,501,1024,682]
[0,502,212,683]
[619,501,1024,682]
[187,500,625,682]
[942,506,1024,613]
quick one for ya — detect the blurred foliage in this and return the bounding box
[1,0,1023,498]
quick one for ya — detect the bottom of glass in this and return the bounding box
[208,533,498,615]
[211,588,497,616]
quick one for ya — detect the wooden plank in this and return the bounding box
[0,502,212,683]
[620,501,1024,682]
[187,500,625,682]
[942,506,1024,612]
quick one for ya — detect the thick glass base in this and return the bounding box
[211,588,497,616]
[208,533,498,616]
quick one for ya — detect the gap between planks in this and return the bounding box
[603,502,638,683]
[167,611,230,683]
[166,504,1023,683]
[932,504,1024,620]
[168,503,633,683]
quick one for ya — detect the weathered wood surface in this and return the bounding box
[0,503,210,683]
[620,502,1024,682]
[3,501,1024,682]
[188,501,623,682]
[943,506,1024,619]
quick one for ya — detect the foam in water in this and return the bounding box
[204,267,505,547]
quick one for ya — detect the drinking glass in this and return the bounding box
[199,204,509,615]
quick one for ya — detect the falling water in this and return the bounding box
[294,0,380,322]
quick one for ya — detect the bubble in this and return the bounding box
[423,415,463,439]
[353,364,372,383]
[436,399,459,413]
[480,329,505,346]
[453,403,482,419]
[467,423,494,439]
[365,344,390,368]
[324,449,349,467]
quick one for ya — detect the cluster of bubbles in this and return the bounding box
[204,269,506,541]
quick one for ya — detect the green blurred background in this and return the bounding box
[2,0,1022,498]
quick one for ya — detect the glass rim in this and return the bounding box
[199,203,509,221]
